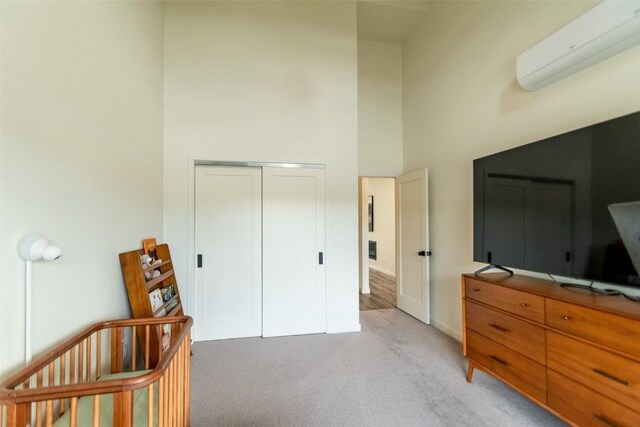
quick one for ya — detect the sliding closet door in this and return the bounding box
[194,166,262,341]
[262,167,326,337]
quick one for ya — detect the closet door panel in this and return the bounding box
[263,167,326,337]
[194,165,262,341]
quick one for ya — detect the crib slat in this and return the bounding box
[45,400,53,427]
[93,395,99,427]
[162,368,167,427]
[158,375,164,427]
[111,327,124,374]
[147,382,154,427]
[113,392,122,427]
[145,325,150,370]
[70,346,76,384]
[168,360,173,426]
[96,330,102,379]
[179,340,184,426]
[86,336,92,382]
[69,398,78,427]
[177,344,182,426]
[36,370,43,427]
[168,359,173,426]
[48,362,54,387]
[166,360,171,426]
[47,362,54,421]
[184,334,191,426]
[179,349,183,427]
[174,340,179,427]
[158,326,162,366]
[35,402,42,427]
[132,326,137,372]
[78,340,84,383]
[173,357,177,426]
[165,367,170,427]
[59,352,66,416]
[174,357,178,426]
[184,340,188,425]
[124,390,133,427]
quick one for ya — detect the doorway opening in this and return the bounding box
[359,177,397,310]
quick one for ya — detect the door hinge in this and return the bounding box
[319,252,324,265]
[197,254,203,268]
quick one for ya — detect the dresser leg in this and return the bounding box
[466,361,475,383]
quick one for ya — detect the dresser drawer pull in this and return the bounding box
[562,315,571,320]
[594,414,620,427]
[520,303,528,307]
[472,288,480,292]
[593,369,630,387]
[488,323,508,333]
[489,355,508,366]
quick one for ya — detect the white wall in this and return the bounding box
[0,1,164,377]
[163,1,360,334]
[358,39,403,177]
[402,1,640,341]
[366,177,395,276]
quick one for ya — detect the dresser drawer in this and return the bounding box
[547,331,640,410]
[465,277,545,323]
[546,299,640,358]
[466,300,546,365]
[467,330,547,403]
[548,370,640,427]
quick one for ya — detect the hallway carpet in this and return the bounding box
[190,309,565,426]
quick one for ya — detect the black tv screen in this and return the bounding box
[473,111,640,287]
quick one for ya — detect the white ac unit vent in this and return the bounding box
[516,1,640,91]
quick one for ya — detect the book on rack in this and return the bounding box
[149,289,163,312]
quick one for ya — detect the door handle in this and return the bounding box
[418,251,432,257]
[197,254,203,268]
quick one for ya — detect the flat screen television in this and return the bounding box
[473,111,640,287]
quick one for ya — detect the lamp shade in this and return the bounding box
[18,233,62,261]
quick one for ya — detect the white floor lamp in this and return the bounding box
[18,233,62,364]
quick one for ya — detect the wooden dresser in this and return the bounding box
[462,273,640,427]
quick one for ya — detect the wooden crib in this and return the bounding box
[0,316,192,427]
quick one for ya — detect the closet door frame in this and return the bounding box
[186,160,326,341]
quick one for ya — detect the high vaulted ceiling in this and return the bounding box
[357,1,430,44]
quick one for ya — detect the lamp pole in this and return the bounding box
[25,260,32,364]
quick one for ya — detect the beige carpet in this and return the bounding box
[190,309,565,426]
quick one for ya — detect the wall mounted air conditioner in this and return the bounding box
[516,1,640,92]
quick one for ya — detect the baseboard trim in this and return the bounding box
[368,265,396,278]
[430,318,462,342]
[327,323,361,334]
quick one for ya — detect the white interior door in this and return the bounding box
[194,166,262,341]
[396,169,430,324]
[262,167,326,337]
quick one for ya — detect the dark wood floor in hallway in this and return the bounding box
[359,268,396,310]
